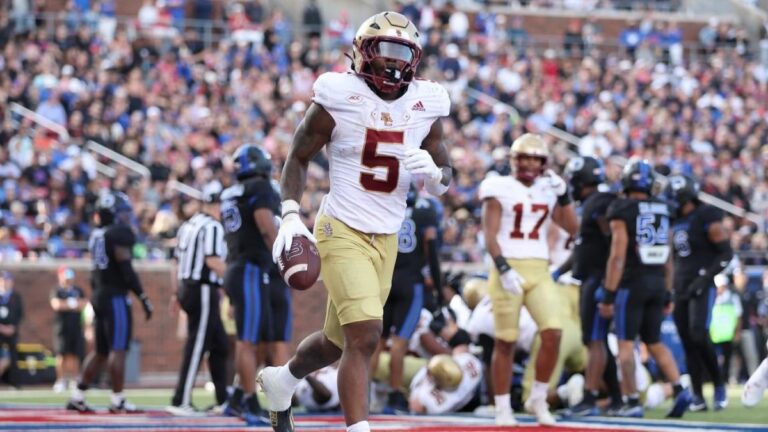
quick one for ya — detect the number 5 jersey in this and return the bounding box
[312,71,450,234]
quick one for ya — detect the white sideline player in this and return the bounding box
[742,341,768,407]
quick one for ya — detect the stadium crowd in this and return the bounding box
[0,1,766,266]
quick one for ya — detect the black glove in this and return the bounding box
[140,293,154,321]
[687,276,710,298]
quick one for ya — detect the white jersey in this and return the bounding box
[478,175,561,260]
[465,295,537,352]
[313,72,450,234]
[409,352,483,414]
[549,225,579,285]
[295,366,340,412]
[408,309,438,359]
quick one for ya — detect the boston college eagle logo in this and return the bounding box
[381,112,393,127]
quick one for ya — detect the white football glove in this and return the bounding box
[544,169,567,197]
[499,268,526,295]
[403,148,442,184]
[272,201,317,264]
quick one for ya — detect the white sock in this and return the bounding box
[111,392,124,406]
[494,394,512,414]
[530,380,549,401]
[277,365,302,389]
[71,387,85,402]
[347,420,370,432]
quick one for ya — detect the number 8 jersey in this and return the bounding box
[478,174,560,260]
[312,72,450,234]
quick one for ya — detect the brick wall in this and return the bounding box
[4,262,326,375]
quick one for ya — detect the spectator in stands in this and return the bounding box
[0,271,23,388]
[50,266,87,393]
[301,0,323,39]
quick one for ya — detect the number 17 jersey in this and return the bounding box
[312,72,450,234]
[478,175,559,260]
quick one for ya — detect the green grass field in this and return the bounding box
[1,385,767,425]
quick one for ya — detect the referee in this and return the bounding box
[167,182,229,415]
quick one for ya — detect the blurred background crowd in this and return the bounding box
[0,3,767,260]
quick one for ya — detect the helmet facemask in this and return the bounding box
[355,36,422,94]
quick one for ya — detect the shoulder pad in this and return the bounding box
[413,79,451,118]
[220,184,244,201]
[312,72,365,111]
[479,176,508,200]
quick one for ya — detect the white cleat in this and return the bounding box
[742,378,767,407]
[525,397,556,426]
[165,404,202,417]
[565,374,585,407]
[494,410,518,426]
[256,366,294,412]
[742,359,768,408]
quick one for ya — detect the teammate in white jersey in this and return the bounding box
[409,352,483,414]
[258,11,452,432]
[295,365,340,412]
[479,134,578,426]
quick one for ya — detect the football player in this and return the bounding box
[409,353,483,414]
[259,11,452,432]
[598,159,691,418]
[219,144,280,425]
[67,191,153,414]
[479,134,578,426]
[295,365,341,413]
[562,156,623,416]
[667,175,732,411]
[375,184,442,411]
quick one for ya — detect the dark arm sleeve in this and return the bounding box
[110,226,145,298]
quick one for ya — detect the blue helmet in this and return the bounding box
[565,156,605,200]
[621,159,655,194]
[233,144,272,181]
[96,190,133,225]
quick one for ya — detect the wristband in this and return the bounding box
[281,200,300,217]
[601,289,616,305]
[557,189,572,206]
[493,256,511,274]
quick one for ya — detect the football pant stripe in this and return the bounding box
[399,283,424,339]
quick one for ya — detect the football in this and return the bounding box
[277,236,321,290]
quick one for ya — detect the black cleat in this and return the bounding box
[268,407,295,432]
[222,387,244,417]
[109,399,144,414]
[383,390,409,414]
[66,399,95,414]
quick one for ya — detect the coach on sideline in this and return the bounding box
[167,182,229,415]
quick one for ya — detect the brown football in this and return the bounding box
[277,236,321,290]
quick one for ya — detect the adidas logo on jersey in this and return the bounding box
[411,101,425,111]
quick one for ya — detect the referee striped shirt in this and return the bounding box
[175,213,226,285]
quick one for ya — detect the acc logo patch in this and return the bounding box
[346,94,363,105]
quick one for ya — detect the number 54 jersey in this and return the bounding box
[478,174,560,260]
[312,72,450,235]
